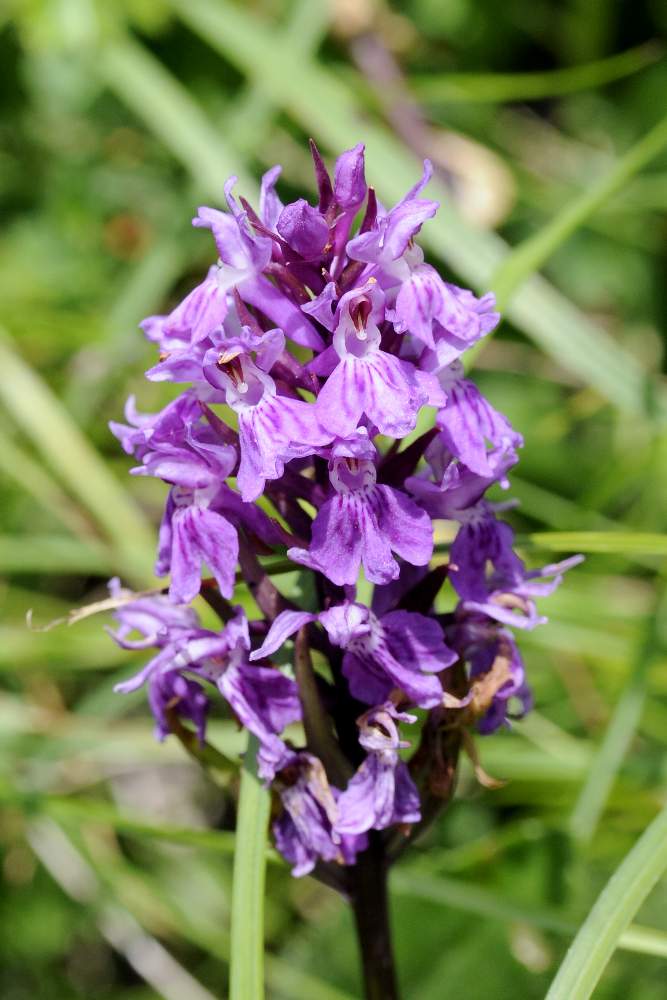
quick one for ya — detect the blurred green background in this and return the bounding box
[2,1,667,998]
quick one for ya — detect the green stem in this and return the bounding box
[230,734,271,1000]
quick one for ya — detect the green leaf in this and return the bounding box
[410,43,662,103]
[546,800,667,999]
[30,793,347,1000]
[224,0,331,155]
[27,817,220,1000]
[526,530,667,556]
[0,330,154,583]
[510,477,621,531]
[491,109,667,307]
[230,733,270,1000]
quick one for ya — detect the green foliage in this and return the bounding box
[2,1,667,997]
[230,735,271,1000]
[546,801,667,999]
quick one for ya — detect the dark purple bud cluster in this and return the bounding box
[109,143,580,876]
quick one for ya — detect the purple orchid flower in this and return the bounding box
[432,361,523,477]
[333,142,367,213]
[121,402,287,602]
[346,160,438,282]
[272,751,366,877]
[106,577,199,649]
[113,603,301,761]
[337,703,421,835]
[447,503,583,614]
[108,142,583,891]
[277,199,330,260]
[109,392,204,461]
[391,269,499,359]
[195,176,324,351]
[287,433,433,586]
[139,266,230,351]
[315,281,444,439]
[203,345,331,502]
[107,583,210,741]
[251,600,457,710]
[329,142,367,270]
[259,165,284,230]
[446,608,532,734]
[131,426,239,604]
[193,178,273,293]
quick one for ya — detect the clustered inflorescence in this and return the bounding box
[108,143,580,878]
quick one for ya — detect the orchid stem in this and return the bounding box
[351,832,400,1000]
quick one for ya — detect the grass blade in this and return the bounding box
[0,535,113,574]
[0,784,241,856]
[392,869,572,934]
[266,957,358,1000]
[28,818,218,1000]
[225,0,331,153]
[525,530,667,556]
[0,330,154,583]
[0,426,95,538]
[491,110,667,306]
[569,584,666,844]
[98,34,256,200]
[510,477,620,531]
[230,734,270,1000]
[392,870,667,960]
[71,240,187,424]
[546,800,667,999]
[411,43,662,103]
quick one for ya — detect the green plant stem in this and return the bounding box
[351,833,400,1000]
[230,734,270,1000]
[546,800,667,1000]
